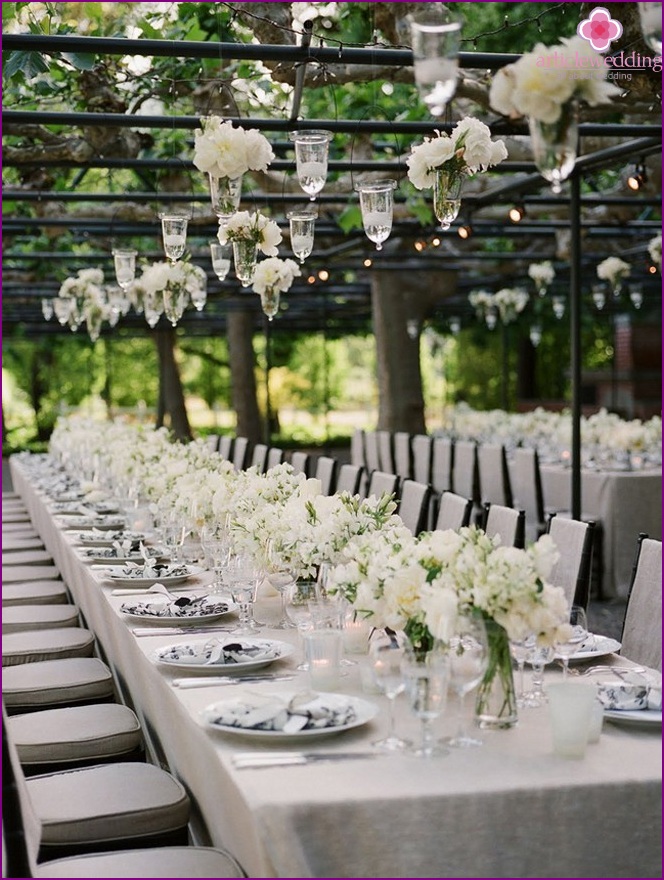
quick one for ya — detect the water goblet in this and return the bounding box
[370,635,411,752]
[402,646,450,758]
[525,642,555,708]
[226,551,263,634]
[510,633,536,709]
[284,579,318,670]
[555,605,588,679]
[445,613,489,748]
[265,539,297,630]
[200,523,231,595]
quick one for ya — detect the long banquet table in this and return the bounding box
[10,457,662,879]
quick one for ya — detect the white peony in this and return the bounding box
[193,116,274,179]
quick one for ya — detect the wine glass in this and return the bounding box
[525,642,555,708]
[445,613,489,748]
[401,646,450,758]
[554,605,588,679]
[409,11,462,117]
[265,539,297,630]
[370,634,411,752]
[510,633,536,709]
[284,579,318,670]
[355,180,396,251]
[226,551,263,634]
[200,523,231,595]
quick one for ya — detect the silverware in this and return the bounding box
[232,751,377,769]
[567,664,646,677]
[133,625,232,637]
[173,674,295,689]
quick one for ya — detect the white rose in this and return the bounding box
[489,65,520,118]
[421,585,458,642]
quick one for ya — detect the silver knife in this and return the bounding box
[232,752,377,768]
[133,626,232,637]
[173,674,295,688]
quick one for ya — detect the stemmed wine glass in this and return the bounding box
[265,539,297,630]
[284,579,318,670]
[226,551,264,634]
[370,634,411,752]
[510,633,535,709]
[525,642,555,708]
[445,612,489,748]
[200,523,231,595]
[401,645,450,758]
[554,605,588,679]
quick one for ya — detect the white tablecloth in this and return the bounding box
[10,457,662,879]
[540,465,662,598]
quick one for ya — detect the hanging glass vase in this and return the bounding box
[355,179,396,251]
[433,169,463,230]
[287,209,317,264]
[162,287,188,326]
[209,174,243,225]
[86,310,103,342]
[528,100,578,195]
[209,241,232,281]
[260,287,280,321]
[112,248,137,291]
[290,131,332,201]
[474,616,518,729]
[233,240,259,287]
[159,213,188,263]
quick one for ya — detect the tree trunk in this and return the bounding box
[371,268,457,433]
[153,327,192,441]
[227,310,263,443]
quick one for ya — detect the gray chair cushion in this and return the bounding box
[2,523,40,536]
[3,565,61,584]
[3,581,69,607]
[2,628,95,667]
[8,704,142,766]
[34,846,244,878]
[3,537,46,552]
[2,604,80,634]
[2,657,114,709]
[2,550,54,567]
[2,512,31,523]
[28,762,190,846]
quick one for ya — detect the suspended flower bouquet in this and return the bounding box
[528,260,555,296]
[469,289,498,329]
[489,36,620,193]
[55,268,106,335]
[193,116,275,224]
[597,256,631,298]
[217,210,282,287]
[406,117,507,229]
[139,261,207,328]
[494,287,529,324]
[252,257,301,321]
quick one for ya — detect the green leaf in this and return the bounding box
[3,50,49,81]
[410,198,434,226]
[337,205,363,234]
[61,52,96,70]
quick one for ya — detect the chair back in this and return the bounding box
[431,436,453,495]
[2,704,41,877]
[376,430,395,474]
[393,432,413,480]
[511,447,546,541]
[412,434,433,485]
[483,503,525,548]
[398,480,431,536]
[314,456,338,495]
[434,491,473,532]
[452,440,479,502]
[232,436,250,471]
[336,464,364,496]
[478,444,513,508]
[366,470,399,500]
[546,515,595,610]
[250,443,269,473]
[266,447,284,470]
[350,429,365,468]
[204,435,219,452]
[363,431,381,474]
[217,435,234,462]
[621,535,662,671]
[290,451,311,477]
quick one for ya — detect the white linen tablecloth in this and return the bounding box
[10,457,662,879]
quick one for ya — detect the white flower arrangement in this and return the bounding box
[140,260,207,299]
[528,261,555,291]
[406,116,508,190]
[489,35,621,124]
[648,235,661,269]
[217,210,282,256]
[193,116,274,179]
[252,257,301,296]
[468,289,495,318]
[57,268,105,301]
[596,256,631,287]
[493,287,529,324]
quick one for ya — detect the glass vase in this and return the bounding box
[433,169,463,230]
[260,287,280,321]
[209,173,243,224]
[475,616,518,729]
[528,100,578,195]
[232,240,258,287]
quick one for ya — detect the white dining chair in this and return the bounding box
[434,490,473,532]
[478,443,513,508]
[546,514,595,611]
[620,534,662,672]
[398,479,431,536]
[482,503,525,548]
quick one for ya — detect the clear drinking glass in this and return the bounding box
[402,646,450,758]
[209,241,232,281]
[510,634,535,709]
[284,579,318,669]
[355,180,396,251]
[409,11,462,117]
[554,605,588,679]
[200,523,231,595]
[525,643,555,707]
[287,210,317,263]
[370,635,411,751]
[159,213,188,263]
[226,551,263,634]
[445,613,489,748]
[265,539,297,630]
[290,131,332,201]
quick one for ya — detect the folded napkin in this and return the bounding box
[121,598,228,619]
[111,562,189,580]
[208,691,357,732]
[158,639,278,666]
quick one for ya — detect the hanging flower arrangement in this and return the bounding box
[494,287,529,324]
[528,260,555,295]
[251,257,301,320]
[596,256,631,291]
[217,210,282,256]
[139,261,207,327]
[193,116,274,179]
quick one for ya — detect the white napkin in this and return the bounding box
[158,639,278,666]
[207,691,356,732]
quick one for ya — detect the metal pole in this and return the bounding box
[501,323,509,411]
[290,21,313,121]
[570,172,582,521]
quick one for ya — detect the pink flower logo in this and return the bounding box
[577,6,623,52]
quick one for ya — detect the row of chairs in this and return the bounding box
[1,491,244,877]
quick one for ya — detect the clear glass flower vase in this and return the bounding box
[475,617,518,729]
[232,240,258,287]
[260,287,280,320]
[528,101,578,194]
[433,169,462,229]
[209,173,243,222]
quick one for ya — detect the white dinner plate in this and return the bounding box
[58,516,126,531]
[121,597,235,625]
[603,708,662,727]
[102,564,204,587]
[561,634,621,663]
[78,547,168,565]
[201,692,378,740]
[73,530,147,546]
[154,637,294,673]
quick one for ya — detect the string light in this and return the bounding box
[627,164,646,191]
[318,269,330,281]
[307,275,316,284]
[363,258,373,268]
[509,205,526,223]
[414,240,426,252]
[431,237,441,247]
[458,223,473,240]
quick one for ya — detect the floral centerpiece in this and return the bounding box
[528,260,555,295]
[648,235,661,271]
[193,116,275,219]
[252,257,301,320]
[406,117,507,227]
[139,260,207,327]
[597,256,631,296]
[218,210,283,287]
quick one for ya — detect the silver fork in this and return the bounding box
[567,664,646,678]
